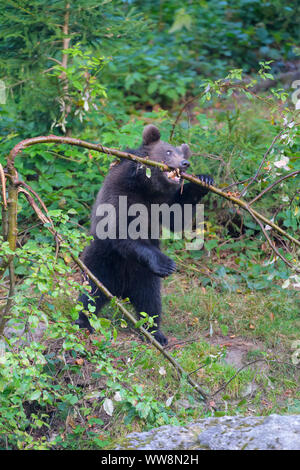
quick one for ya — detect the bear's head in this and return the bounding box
[140,125,191,192]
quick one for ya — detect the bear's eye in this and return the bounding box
[166,150,172,156]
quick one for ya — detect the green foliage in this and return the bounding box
[0,0,299,451]
[1,0,299,137]
[0,0,148,136]
[49,44,109,133]
[0,225,181,449]
[103,0,300,105]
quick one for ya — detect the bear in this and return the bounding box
[75,125,213,346]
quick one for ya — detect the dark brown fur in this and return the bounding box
[76,125,213,345]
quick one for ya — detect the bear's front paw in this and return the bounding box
[197,174,214,186]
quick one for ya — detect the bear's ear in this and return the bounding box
[142,125,161,145]
[181,143,191,159]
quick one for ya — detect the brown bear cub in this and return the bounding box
[76,125,213,346]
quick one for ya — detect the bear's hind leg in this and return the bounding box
[75,280,109,333]
[126,272,168,346]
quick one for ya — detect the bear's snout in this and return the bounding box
[179,159,190,170]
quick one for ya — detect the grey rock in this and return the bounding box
[3,321,47,348]
[116,414,300,450]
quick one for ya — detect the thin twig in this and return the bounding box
[239,127,296,197]
[170,93,204,140]
[211,359,265,397]
[61,3,71,118]
[223,177,254,191]
[211,357,300,398]
[249,170,300,205]
[248,207,298,272]
[17,181,50,214]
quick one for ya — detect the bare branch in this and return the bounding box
[249,170,300,205]
[248,207,298,272]
[211,357,300,398]
[239,128,288,197]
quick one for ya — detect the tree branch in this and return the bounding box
[239,128,289,197]
[248,207,297,271]
[6,134,300,254]
[249,170,300,205]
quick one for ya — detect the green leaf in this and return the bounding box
[169,9,192,33]
[29,390,41,401]
[148,82,158,95]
